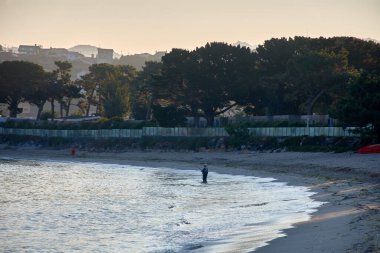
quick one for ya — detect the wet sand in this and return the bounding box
[1,148,379,252]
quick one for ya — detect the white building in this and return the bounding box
[97,48,114,63]
[18,45,41,55]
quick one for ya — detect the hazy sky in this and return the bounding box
[1,0,379,54]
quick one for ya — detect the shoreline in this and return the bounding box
[1,148,379,252]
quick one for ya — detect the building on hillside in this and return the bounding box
[45,48,69,57]
[18,45,41,55]
[0,51,18,62]
[97,48,114,63]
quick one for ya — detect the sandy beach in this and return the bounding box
[1,148,379,252]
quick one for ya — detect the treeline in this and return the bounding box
[0,61,82,119]
[0,36,379,137]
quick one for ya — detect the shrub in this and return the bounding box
[152,105,187,127]
[40,112,55,120]
[225,126,250,148]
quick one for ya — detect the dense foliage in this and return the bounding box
[1,36,379,138]
[0,61,45,117]
[334,71,380,138]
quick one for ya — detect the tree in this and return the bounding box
[26,71,56,119]
[102,65,136,118]
[53,61,78,118]
[0,61,45,117]
[335,71,380,139]
[132,61,162,120]
[79,64,118,116]
[78,72,98,116]
[194,43,257,126]
[152,104,187,127]
[101,76,130,118]
[152,49,195,122]
[254,36,379,116]
[80,64,136,118]
[285,50,354,120]
[257,37,318,115]
[62,83,83,116]
[156,43,257,126]
[255,38,298,115]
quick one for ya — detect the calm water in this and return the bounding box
[0,158,322,253]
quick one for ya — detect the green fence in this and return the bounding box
[0,127,229,138]
[0,128,143,138]
[0,127,358,138]
[248,127,358,137]
[142,127,229,137]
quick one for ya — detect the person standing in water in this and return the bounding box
[201,164,208,183]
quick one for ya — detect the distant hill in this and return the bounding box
[69,45,121,59]
[117,51,166,70]
[69,45,166,70]
[69,45,98,57]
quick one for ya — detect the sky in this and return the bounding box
[0,0,379,54]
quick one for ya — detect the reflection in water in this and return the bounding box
[0,158,322,252]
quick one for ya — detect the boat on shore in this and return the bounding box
[358,144,380,154]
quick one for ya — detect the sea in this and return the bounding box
[0,158,323,252]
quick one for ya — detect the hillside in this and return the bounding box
[117,51,166,70]
[69,45,121,59]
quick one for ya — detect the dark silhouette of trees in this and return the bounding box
[334,71,380,139]
[151,104,187,127]
[78,71,98,116]
[80,64,117,116]
[48,61,69,118]
[53,61,82,117]
[194,43,258,126]
[132,61,162,120]
[0,61,82,119]
[285,50,354,119]
[255,38,297,115]
[101,65,137,118]
[62,84,83,117]
[79,63,136,118]
[1,36,379,132]
[155,43,257,126]
[26,71,56,120]
[255,36,379,117]
[153,48,195,124]
[0,61,45,117]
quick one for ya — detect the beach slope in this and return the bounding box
[1,149,379,252]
